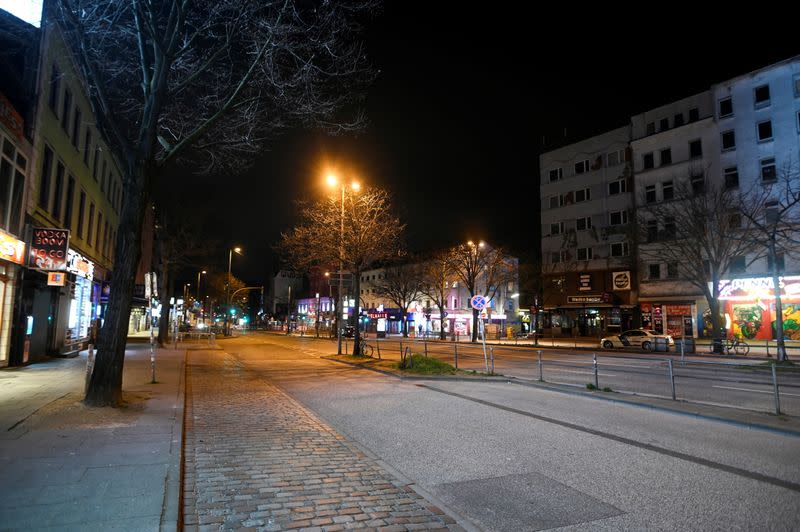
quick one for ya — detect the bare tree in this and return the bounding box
[737,167,800,361]
[280,186,403,356]
[419,250,454,340]
[449,242,517,342]
[636,173,756,351]
[52,0,377,406]
[372,263,423,338]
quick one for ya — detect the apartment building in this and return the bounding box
[539,126,637,337]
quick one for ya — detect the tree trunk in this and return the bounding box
[769,241,788,361]
[471,306,479,342]
[708,297,724,354]
[85,165,148,406]
[402,315,408,337]
[439,306,446,340]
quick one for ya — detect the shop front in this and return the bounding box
[640,302,695,338]
[62,249,95,353]
[0,230,26,366]
[717,275,800,341]
[543,293,636,337]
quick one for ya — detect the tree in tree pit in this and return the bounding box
[371,263,423,338]
[51,0,378,405]
[419,250,455,340]
[280,187,403,357]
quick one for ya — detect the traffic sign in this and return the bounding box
[470,294,487,310]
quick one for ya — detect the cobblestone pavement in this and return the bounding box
[183,350,463,531]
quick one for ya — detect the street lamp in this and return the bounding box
[326,175,360,354]
[226,247,242,335]
[197,270,207,324]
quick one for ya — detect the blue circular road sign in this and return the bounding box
[470,295,487,310]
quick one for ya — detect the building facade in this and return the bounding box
[539,126,638,337]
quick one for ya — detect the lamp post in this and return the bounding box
[226,247,242,336]
[326,175,360,355]
[197,270,206,325]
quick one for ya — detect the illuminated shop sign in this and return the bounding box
[717,276,800,301]
[29,228,69,270]
[66,249,94,281]
[0,229,25,265]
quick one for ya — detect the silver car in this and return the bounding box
[601,329,674,351]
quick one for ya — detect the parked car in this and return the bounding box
[601,329,674,351]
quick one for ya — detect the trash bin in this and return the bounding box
[654,337,668,352]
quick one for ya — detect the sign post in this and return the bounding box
[470,295,489,373]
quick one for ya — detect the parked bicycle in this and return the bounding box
[724,335,750,356]
[355,340,374,358]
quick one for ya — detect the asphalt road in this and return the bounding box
[350,337,800,416]
[215,333,800,531]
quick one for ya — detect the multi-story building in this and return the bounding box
[539,126,638,337]
[633,56,800,340]
[0,3,124,364]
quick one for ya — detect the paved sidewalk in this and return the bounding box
[0,343,185,531]
[183,349,464,531]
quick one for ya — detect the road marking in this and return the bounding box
[713,385,800,398]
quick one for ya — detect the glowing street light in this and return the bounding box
[225,247,243,335]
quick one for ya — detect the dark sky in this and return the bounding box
[179,5,799,288]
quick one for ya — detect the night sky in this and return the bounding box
[179,5,799,289]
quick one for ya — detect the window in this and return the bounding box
[667,262,679,278]
[610,242,629,257]
[549,195,561,209]
[768,253,785,272]
[719,97,733,118]
[87,203,95,245]
[549,168,563,182]
[689,108,699,122]
[608,179,626,195]
[95,212,102,249]
[83,129,92,165]
[103,220,109,257]
[674,113,684,127]
[724,167,739,189]
[577,247,593,261]
[721,130,736,150]
[39,146,53,209]
[643,152,654,169]
[550,222,564,235]
[795,74,800,97]
[662,180,674,201]
[646,219,658,242]
[754,84,770,106]
[576,216,592,231]
[646,122,655,135]
[691,173,705,194]
[609,210,628,225]
[101,159,106,187]
[659,118,669,131]
[574,188,590,202]
[77,191,86,238]
[663,216,676,239]
[93,147,100,180]
[551,251,568,264]
[660,148,672,165]
[645,185,656,203]
[757,120,773,141]
[649,264,661,279]
[765,200,779,225]
[574,160,589,174]
[48,64,60,114]
[797,111,800,133]
[71,107,81,148]
[730,256,746,274]
[606,149,625,166]
[64,176,75,231]
[61,88,72,131]
[52,163,64,221]
[689,139,702,158]
[761,158,776,182]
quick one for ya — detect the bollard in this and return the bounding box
[680,338,685,366]
[345,338,348,355]
[772,364,781,415]
[424,339,428,357]
[454,342,458,369]
[593,354,599,390]
[84,344,95,394]
[490,346,494,374]
[538,350,543,381]
[376,340,381,359]
[667,358,676,400]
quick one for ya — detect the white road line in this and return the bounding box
[713,385,800,397]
